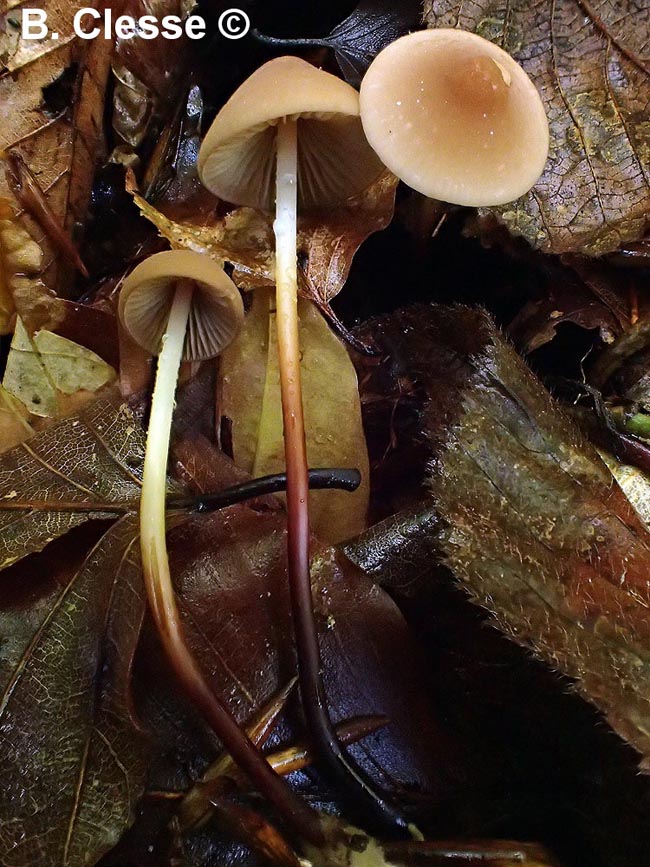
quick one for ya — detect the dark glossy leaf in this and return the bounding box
[0,516,148,867]
[352,305,650,771]
[255,0,423,86]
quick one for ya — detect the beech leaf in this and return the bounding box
[0,516,149,867]
[424,0,650,255]
[221,290,370,543]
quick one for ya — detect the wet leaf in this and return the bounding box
[0,516,149,867]
[0,1,113,290]
[112,0,197,149]
[353,305,650,769]
[3,317,116,417]
[254,0,423,87]
[147,505,452,802]
[0,391,146,569]
[127,169,398,304]
[221,290,370,543]
[424,1,650,255]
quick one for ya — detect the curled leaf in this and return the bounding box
[127,168,397,304]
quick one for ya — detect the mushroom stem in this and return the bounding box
[274,120,408,835]
[140,279,324,846]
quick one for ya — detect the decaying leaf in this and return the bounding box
[127,169,398,305]
[3,317,116,417]
[356,305,650,770]
[0,1,113,291]
[112,0,196,149]
[424,1,650,255]
[221,290,370,543]
[0,517,149,867]
[0,198,42,333]
[0,391,146,569]
[0,384,34,452]
[127,174,275,286]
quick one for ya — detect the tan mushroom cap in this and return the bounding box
[197,56,385,211]
[118,250,244,361]
[359,29,549,207]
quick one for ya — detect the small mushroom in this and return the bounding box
[118,250,323,844]
[197,59,403,833]
[359,29,549,207]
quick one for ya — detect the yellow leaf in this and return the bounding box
[221,290,369,544]
[0,201,43,334]
[3,318,117,417]
[600,451,650,529]
[0,385,33,453]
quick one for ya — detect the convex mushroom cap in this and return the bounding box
[197,56,385,211]
[359,29,549,207]
[119,250,244,360]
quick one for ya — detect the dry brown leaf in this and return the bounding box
[424,1,650,255]
[127,168,398,304]
[0,1,113,291]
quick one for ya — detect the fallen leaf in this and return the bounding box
[0,517,149,867]
[143,505,453,801]
[0,391,146,569]
[424,1,650,255]
[221,290,370,543]
[353,304,650,770]
[127,168,398,306]
[297,170,398,311]
[112,0,197,149]
[128,174,275,287]
[0,1,114,291]
[3,317,116,417]
[254,0,423,87]
[0,198,43,333]
[0,384,34,452]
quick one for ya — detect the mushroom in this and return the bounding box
[119,249,323,844]
[197,58,404,832]
[359,29,549,207]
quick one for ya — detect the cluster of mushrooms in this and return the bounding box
[119,29,549,846]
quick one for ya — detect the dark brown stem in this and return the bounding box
[274,120,409,836]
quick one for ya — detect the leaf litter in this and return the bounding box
[5,1,650,864]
